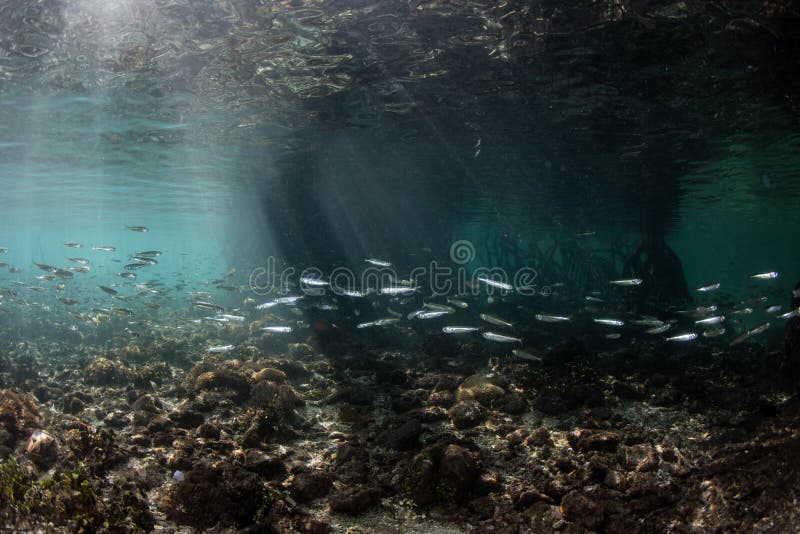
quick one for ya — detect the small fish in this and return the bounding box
[412,310,445,320]
[742,296,768,306]
[261,326,292,333]
[605,333,621,340]
[424,303,456,313]
[477,276,513,291]
[480,313,513,328]
[695,305,718,314]
[749,322,770,335]
[695,315,725,325]
[750,272,778,279]
[341,289,367,298]
[219,314,245,322]
[275,295,303,304]
[777,308,800,320]
[482,331,522,343]
[356,318,400,328]
[442,326,479,334]
[446,297,469,308]
[632,318,665,327]
[118,272,137,279]
[206,344,234,353]
[92,246,116,252]
[98,285,118,296]
[0,247,7,253]
[64,242,83,248]
[111,307,134,316]
[300,276,328,287]
[730,322,770,346]
[131,256,157,265]
[135,250,161,257]
[53,268,72,279]
[703,327,726,338]
[68,258,90,265]
[69,266,90,273]
[512,349,543,363]
[380,286,416,295]
[697,282,721,292]
[192,301,223,312]
[584,296,604,303]
[126,226,149,232]
[730,331,750,346]
[593,318,624,327]
[609,278,642,286]
[365,258,392,267]
[124,263,149,270]
[731,308,753,315]
[765,305,782,314]
[647,324,672,334]
[535,314,571,323]
[33,262,58,273]
[666,332,697,342]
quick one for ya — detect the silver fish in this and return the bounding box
[477,277,513,291]
[418,311,450,320]
[609,278,642,286]
[64,241,83,248]
[695,315,725,325]
[92,246,116,252]
[300,277,328,287]
[697,282,721,292]
[424,303,456,313]
[535,314,571,323]
[703,327,726,338]
[261,326,292,333]
[380,286,416,295]
[482,331,522,343]
[206,344,235,353]
[357,318,400,328]
[666,332,697,342]
[480,313,513,328]
[442,326,479,334]
[512,349,543,363]
[365,258,392,267]
[446,297,469,308]
[765,305,782,314]
[750,272,778,279]
[632,318,665,327]
[645,324,671,334]
[593,318,624,327]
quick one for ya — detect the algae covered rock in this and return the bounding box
[84,357,133,385]
[448,400,486,430]
[395,442,483,507]
[456,375,506,406]
[0,389,40,447]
